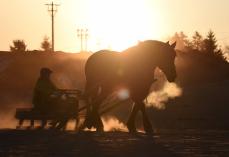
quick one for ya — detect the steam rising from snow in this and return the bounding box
[102,117,128,132]
[145,82,182,109]
[82,117,128,132]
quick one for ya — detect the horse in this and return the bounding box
[83,40,177,133]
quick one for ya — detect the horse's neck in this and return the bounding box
[122,44,161,74]
[122,53,155,73]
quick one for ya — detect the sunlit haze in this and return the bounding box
[1,0,229,52]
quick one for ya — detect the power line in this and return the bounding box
[45,1,60,52]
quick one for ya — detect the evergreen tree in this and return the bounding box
[191,31,203,51]
[10,40,27,53]
[204,30,218,54]
[203,30,226,61]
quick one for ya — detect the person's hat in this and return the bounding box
[40,67,52,76]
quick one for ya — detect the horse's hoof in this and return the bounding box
[127,122,137,133]
[127,125,137,134]
[96,127,104,133]
[82,120,93,129]
[144,128,154,135]
[128,129,137,134]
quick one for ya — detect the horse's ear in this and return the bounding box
[171,42,176,49]
[166,41,170,45]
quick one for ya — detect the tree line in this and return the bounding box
[8,30,229,64]
[169,30,229,84]
[9,36,52,53]
[170,30,228,63]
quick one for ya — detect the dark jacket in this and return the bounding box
[32,77,57,112]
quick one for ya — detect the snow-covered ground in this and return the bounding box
[0,129,228,157]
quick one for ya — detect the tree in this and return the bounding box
[170,32,191,51]
[204,30,226,62]
[10,40,27,53]
[203,30,226,61]
[191,31,203,51]
[41,36,52,52]
[203,30,218,54]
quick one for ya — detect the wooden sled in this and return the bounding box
[15,89,82,130]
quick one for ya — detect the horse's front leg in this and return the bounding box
[127,101,153,133]
[139,102,153,133]
[127,102,140,133]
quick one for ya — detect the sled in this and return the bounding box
[15,89,82,129]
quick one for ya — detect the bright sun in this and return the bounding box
[80,0,163,51]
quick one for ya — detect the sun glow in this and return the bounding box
[73,0,164,51]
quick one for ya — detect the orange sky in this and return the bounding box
[1,0,229,52]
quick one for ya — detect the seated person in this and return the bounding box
[32,67,62,128]
[32,67,79,130]
[32,67,58,114]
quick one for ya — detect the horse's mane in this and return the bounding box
[122,40,169,54]
[121,40,172,62]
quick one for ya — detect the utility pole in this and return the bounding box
[77,28,88,52]
[45,1,60,52]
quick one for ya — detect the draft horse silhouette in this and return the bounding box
[83,40,177,133]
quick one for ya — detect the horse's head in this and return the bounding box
[158,41,177,82]
[124,40,177,82]
[137,40,177,82]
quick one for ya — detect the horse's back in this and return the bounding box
[85,50,122,83]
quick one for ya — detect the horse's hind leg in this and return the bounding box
[91,103,103,131]
[83,81,99,129]
[91,86,112,132]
